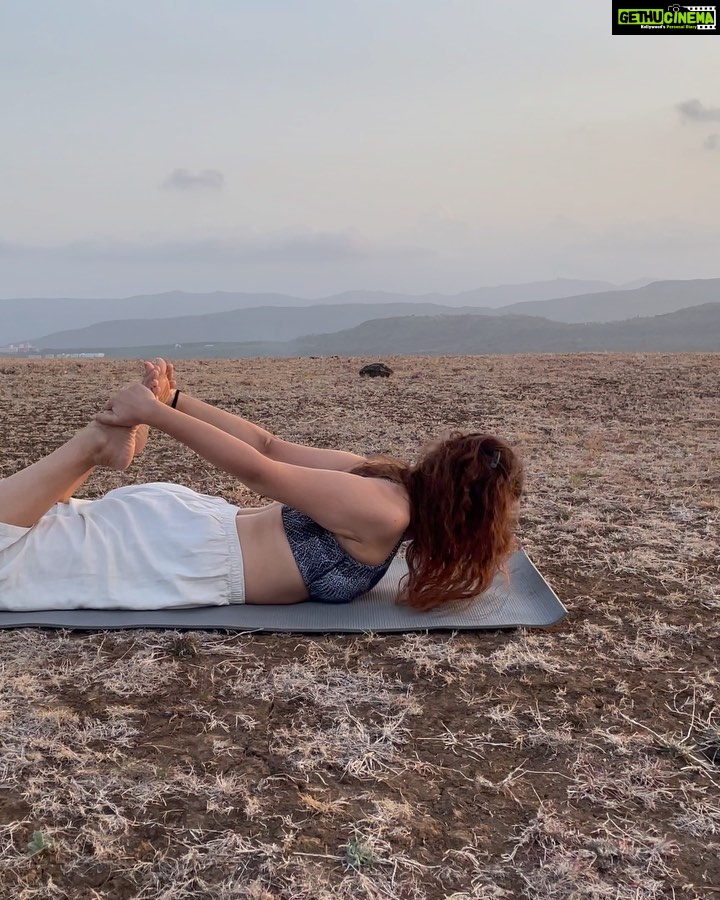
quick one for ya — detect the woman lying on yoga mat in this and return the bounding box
[0,359,523,611]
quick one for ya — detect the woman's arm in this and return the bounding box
[96,384,397,540]
[148,359,366,472]
[144,359,273,454]
[174,392,275,455]
[152,406,397,539]
[176,394,365,472]
[97,384,272,479]
[266,437,366,472]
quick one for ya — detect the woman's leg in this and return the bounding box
[0,422,136,527]
[54,424,149,504]
[55,467,96,505]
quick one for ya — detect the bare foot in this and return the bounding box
[134,359,173,458]
[134,424,149,457]
[143,358,176,405]
[85,421,138,471]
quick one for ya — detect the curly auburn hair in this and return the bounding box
[351,431,524,610]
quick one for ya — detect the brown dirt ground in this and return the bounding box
[0,353,718,899]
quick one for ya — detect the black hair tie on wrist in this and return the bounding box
[170,389,181,409]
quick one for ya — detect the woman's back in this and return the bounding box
[233,474,410,605]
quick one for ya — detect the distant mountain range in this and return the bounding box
[42,303,720,359]
[1,277,654,346]
[23,277,719,350]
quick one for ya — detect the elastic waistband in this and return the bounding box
[220,504,245,603]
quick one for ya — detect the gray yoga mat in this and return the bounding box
[0,550,565,632]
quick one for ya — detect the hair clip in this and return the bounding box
[490,450,501,469]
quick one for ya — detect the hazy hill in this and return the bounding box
[286,302,720,355]
[45,303,720,359]
[323,277,620,308]
[29,278,720,349]
[1,291,302,346]
[3,278,620,345]
[33,302,486,349]
[500,278,720,323]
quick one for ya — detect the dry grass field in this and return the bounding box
[0,352,718,900]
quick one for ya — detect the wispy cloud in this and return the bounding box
[676,98,720,123]
[703,134,719,151]
[547,214,581,233]
[160,169,225,191]
[567,218,720,255]
[0,231,430,266]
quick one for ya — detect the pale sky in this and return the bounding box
[1,0,719,298]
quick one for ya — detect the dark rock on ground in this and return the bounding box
[359,363,393,378]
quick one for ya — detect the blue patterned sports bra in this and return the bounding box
[280,505,404,604]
